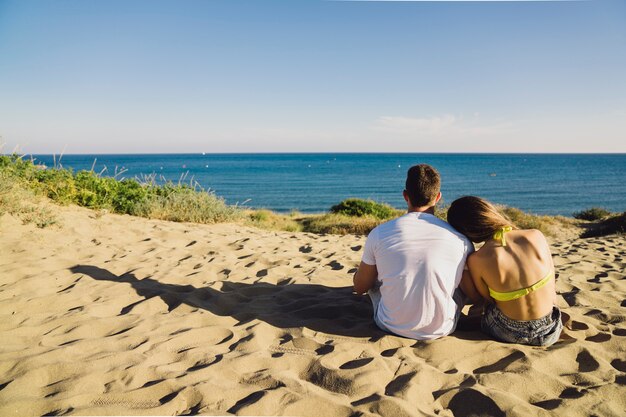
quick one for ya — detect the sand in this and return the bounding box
[0,204,625,416]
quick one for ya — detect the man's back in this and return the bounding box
[362,212,472,339]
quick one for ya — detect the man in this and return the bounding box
[353,164,478,340]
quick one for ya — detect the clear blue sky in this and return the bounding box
[1,0,625,153]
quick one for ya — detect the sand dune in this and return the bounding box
[1,204,624,416]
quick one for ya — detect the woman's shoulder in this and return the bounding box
[467,247,491,266]
[515,228,548,245]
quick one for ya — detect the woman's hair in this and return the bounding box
[447,196,515,243]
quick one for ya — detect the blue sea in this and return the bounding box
[29,153,626,216]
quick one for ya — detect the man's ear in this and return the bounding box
[434,192,442,203]
[403,190,409,202]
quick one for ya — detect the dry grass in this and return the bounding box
[133,187,243,224]
[298,213,383,235]
[0,155,593,238]
[499,206,579,238]
[581,212,626,238]
[245,209,302,232]
[0,170,58,228]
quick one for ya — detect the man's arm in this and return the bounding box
[353,261,378,294]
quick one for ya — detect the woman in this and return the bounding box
[447,196,562,346]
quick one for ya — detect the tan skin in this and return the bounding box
[467,229,557,321]
[353,191,481,303]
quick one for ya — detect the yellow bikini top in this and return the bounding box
[493,226,514,246]
[488,272,553,302]
[487,225,553,301]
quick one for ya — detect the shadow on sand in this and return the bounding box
[70,264,388,340]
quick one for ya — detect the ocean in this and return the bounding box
[29,153,626,216]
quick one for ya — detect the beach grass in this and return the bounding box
[499,206,579,237]
[573,207,613,221]
[0,154,616,238]
[0,160,58,227]
[0,154,242,225]
[299,213,384,235]
[245,209,302,232]
[581,211,626,238]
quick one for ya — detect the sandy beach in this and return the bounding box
[1,203,625,416]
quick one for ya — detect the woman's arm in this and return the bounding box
[467,255,493,303]
[459,268,482,304]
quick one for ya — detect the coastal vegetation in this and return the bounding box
[330,198,401,220]
[0,154,241,225]
[0,154,622,238]
[573,207,612,221]
[581,211,626,238]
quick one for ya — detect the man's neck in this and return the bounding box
[408,206,436,215]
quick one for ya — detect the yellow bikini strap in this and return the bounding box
[493,226,513,246]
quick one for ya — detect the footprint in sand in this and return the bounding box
[569,320,589,331]
[447,389,505,417]
[186,354,223,372]
[610,359,626,372]
[587,272,608,283]
[340,357,374,370]
[532,399,562,410]
[585,309,624,325]
[612,328,626,336]
[299,245,313,253]
[585,332,612,342]
[57,283,77,293]
[559,387,586,399]
[576,349,600,372]
[560,288,579,307]
[381,348,399,357]
[326,260,344,271]
[473,350,526,374]
[141,378,165,388]
[384,371,417,396]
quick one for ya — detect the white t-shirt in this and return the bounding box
[361,212,473,340]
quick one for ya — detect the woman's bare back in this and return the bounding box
[468,229,557,321]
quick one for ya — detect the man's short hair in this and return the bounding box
[405,164,441,207]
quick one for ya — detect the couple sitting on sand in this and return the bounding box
[353,164,562,346]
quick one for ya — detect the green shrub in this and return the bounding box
[300,213,382,235]
[330,198,399,220]
[34,168,77,204]
[113,179,148,214]
[573,207,612,221]
[0,155,241,225]
[74,171,116,208]
[581,212,626,238]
